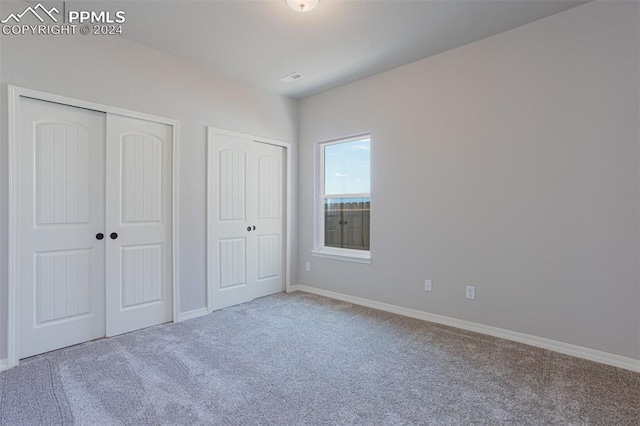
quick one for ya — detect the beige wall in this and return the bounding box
[298,1,639,360]
[0,1,298,359]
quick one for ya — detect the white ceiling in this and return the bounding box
[83,0,587,99]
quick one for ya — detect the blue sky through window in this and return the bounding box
[324,138,370,195]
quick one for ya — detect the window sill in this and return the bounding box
[311,248,371,264]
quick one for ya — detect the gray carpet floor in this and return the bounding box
[0,292,638,425]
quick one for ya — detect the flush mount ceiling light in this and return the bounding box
[287,0,319,13]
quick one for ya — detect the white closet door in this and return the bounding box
[210,133,253,310]
[105,115,173,336]
[209,131,285,311]
[250,142,285,299]
[19,98,106,359]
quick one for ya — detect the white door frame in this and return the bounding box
[206,127,292,311]
[7,85,181,368]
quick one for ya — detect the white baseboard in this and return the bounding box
[291,284,640,373]
[0,358,8,372]
[178,307,209,322]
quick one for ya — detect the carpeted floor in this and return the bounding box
[0,292,638,425]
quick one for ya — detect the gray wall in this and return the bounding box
[0,2,298,359]
[298,1,639,360]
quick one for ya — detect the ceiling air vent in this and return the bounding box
[280,72,304,84]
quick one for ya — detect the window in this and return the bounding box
[313,135,371,263]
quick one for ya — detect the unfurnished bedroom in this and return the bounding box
[0,0,638,424]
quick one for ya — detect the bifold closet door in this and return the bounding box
[19,99,174,359]
[19,98,106,359]
[105,115,173,337]
[210,132,285,310]
[250,141,286,300]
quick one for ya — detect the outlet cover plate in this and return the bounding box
[466,286,475,300]
[424,279,432,292]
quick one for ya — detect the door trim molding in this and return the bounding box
[7,85,181,368]
[206,127,292,312]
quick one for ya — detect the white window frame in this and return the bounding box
[312,133,372,264]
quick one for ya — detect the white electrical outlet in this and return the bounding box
[305,262,311,272]
[424,279,432,292]
[466,286,475,300]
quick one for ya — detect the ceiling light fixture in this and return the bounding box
[287,0,319,13]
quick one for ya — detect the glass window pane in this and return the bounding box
[324,139,370,195]
[324,197,370,251]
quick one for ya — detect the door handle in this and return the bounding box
[110,232,118,240]
[96,233,104,240]
[247,227,252,232]
[253,226,256,231]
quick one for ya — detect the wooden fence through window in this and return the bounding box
[324,200,370,250]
